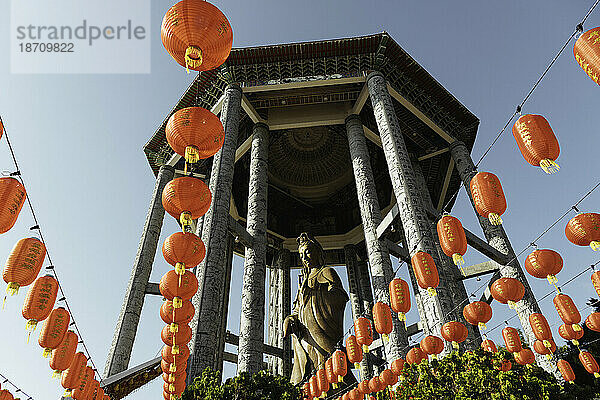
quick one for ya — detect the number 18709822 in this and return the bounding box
[19,42,74,52]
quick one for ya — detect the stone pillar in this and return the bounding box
[189,84,242,377]
[345,113,408,361]
[449,140,554,368]
[215,233,235,374]
[279,249,292,377]
[104,165,174,377]
[366,72,454,342]
[344,245,374,379]
[410,156,481,347]
[238,123,269,374]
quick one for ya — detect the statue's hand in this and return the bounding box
[283,315,299,338]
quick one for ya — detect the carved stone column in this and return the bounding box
[280,249,292,377]
[344,244,374,379]
[345,113,408,361]
[366,72,454,342]
[105,165,174,377]
[189,83,242,377]
[238,123,269,374]
[449,140,554,369]
[410,156,480,347]
[215,233,235,374]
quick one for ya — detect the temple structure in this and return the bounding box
[101,32,549,398]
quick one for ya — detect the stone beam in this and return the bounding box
[228,215,253,248]
[363,125,382,147]
[267,102,351,130]
[144,282,161,296]
[235,134,253,163]
[436,159,454,211]
[460,260,501,281]
[241,95,267,124]
[224,331,284,358]
[351,83,369,115]
[417,148,449,161]
[385,240,410,264]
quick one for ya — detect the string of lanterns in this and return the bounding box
[0,117,107,398]
[158,0,234,398]
[302,19,600,392]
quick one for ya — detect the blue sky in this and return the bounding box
[1,0,600,399]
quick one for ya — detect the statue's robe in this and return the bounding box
[289,265,348,384]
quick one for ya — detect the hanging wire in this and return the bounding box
[0,116,102,384]
[0,372,34,400]
[475,0,600,167]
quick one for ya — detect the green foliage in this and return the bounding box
[388,348,596,400]
[181,368,300,400]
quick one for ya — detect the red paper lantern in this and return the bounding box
[368,376,383,393]
[592,270,600,297]
[515,348,535,366]
[553,293,581,325]
[309,375,320,399]
[61,352,87,394]
[348,388,363,400]
[512,114,560,174]
[316,368,329,395]
[358,379,371,395]
[166,107,225,168]
[411,251,439,296]
[161,0,233,72]
[490,277,524,309]
[390,358,405,375]
[3,237,46,296]
[22,275,59,334]
[389,278,410,321]
[524,249,563,284]
[372,302,393,340]
[71,366,93,400]
[557,359,576,383]
[325,358,336,387]
[332,349,347,382]
[345,334,363,367]
[406,347,426,365]
[502,326,522,355]
[420,335,444,359]
[586,312,600,332]
[565,213,600,251]
[50,330,78,376]
[162,176,212,230]
[163,232,206,275]
[160,299,195,325]
[380,368,397,386]
[441,321,467,349]
[559,323,584,346]
[39,307,70,357]
[574,26,600,86]
[579,351,600,378]
[159,270,199,308]
[481,339,497,353]
[462,301,492,329]
[0,177,26,234]
[162,344,190,366]
[470,172,507,225]
[161,323,192,348]
[528,313,553,346]
[533,339,556,359]
[354,317,373,353]
[437,215,468,269]
[0,391,13,400]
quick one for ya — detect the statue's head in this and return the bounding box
[297,232,324,270]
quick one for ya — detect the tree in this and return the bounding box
[182,368,300,400]
[383,348,596,400]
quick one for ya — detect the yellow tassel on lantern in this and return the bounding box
[363,344,369,354]
[42,348,53,358]
[180,211,193,232]
[52,370,62,378]
[428,287,437,297]
[595,372,600,378]
[184,146,200,174]
[478,322,487,330]
[6,282,20,296]
[173,297,183,308]
[63,389,73,397]
[170,323,179,333]
[508,300,516,309]
[545,354,552,360]
[25,319,38,343]
[573,324,582,332]
[572,339,580,346]
[184,46,203,74]
[169,363,177,373]
[546,275,558,285]
[452,253,465,267]
[539,159,560,174]
[452,341,459,350]
[543,340,552,349]
[488,213,503,225]
[591,241,600,251]
[383,334,389,342]
[354,362,360,369]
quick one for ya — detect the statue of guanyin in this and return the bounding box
[283,232,349,385]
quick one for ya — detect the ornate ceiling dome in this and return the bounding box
[268,126,353,203]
